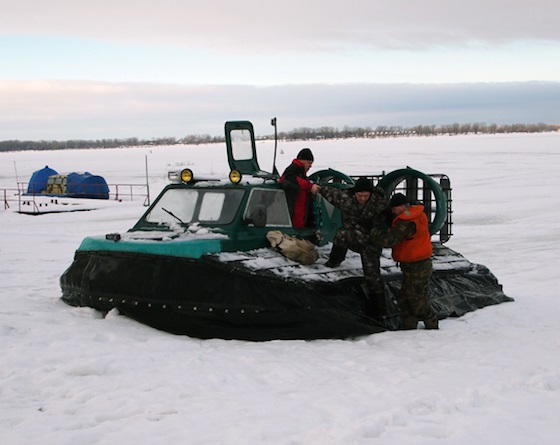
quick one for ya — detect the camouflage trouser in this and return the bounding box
[329,227,386,313]
[397,258,438,329]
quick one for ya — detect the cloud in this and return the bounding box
[1,80,558,140]
[3,1,560,52]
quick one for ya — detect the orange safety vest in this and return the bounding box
[391,205,432,263]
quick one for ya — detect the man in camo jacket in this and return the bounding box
[319,176,389,317]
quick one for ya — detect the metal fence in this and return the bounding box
[2,183,150,211]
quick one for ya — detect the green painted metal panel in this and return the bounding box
[78,236,223,259]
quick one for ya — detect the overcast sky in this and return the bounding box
[1,0,559,140]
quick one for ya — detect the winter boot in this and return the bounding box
[423,317,439,330]
[370,288,388,318]
[360,284,395,329]
[325,245,347,268]
[401,316,418,330]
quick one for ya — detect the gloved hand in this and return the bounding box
[370,227,386,246]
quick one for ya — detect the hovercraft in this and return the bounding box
[60,120,512,340]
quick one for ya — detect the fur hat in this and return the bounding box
[389,193,409,207]
[353,177,373,193]
[297,148,314,161]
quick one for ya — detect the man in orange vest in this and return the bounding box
[371,193,439,330]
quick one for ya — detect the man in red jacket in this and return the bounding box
[371,193,439,330]
[280,148,320,228]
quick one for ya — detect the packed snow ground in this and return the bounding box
[1,132,560,444]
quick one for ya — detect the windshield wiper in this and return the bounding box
[162,207,185,224]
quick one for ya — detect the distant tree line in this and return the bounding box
[0,134,224,152]
[278,122,560,140]
[1,122,558,152]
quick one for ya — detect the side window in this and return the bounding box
[199,192,225,221]
[230,129,253,161]
[245,189,292,227]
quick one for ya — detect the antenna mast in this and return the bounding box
[271,117,279,175]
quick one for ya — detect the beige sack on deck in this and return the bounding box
[266,230,319,265]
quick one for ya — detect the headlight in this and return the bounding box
[229,170,242,184]
[181,168,194,183]
[167,170,180,183]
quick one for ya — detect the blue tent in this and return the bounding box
[26,167,110,199]
[27,166,58,194]
[66,172,109,199]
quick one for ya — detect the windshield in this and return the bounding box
[144,188,245,226]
